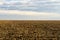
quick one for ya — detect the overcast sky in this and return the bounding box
[0,0,60,20]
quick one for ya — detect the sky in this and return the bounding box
[0,0,60,20]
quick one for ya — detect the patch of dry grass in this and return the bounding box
[0,21,60,40]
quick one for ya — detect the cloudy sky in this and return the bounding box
[0,0,60,20]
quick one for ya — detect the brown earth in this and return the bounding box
[0,20,60,40]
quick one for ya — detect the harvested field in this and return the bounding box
[0,20,60,40]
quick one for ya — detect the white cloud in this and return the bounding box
[0,10,60,17]
[0,2,3,5]
[0,0,4,5]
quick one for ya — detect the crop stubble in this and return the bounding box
[0,20,60,40]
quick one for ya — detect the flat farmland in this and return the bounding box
[0,20,60,40]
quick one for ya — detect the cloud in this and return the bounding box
[0,0,4,5]
[0,2,3,5]
[0,10,60,20]
[0,0,60,20]
[1,0,60,5]
[0,10,60,17]
[0,0,60,14]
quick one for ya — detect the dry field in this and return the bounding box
[0,20,60,40]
